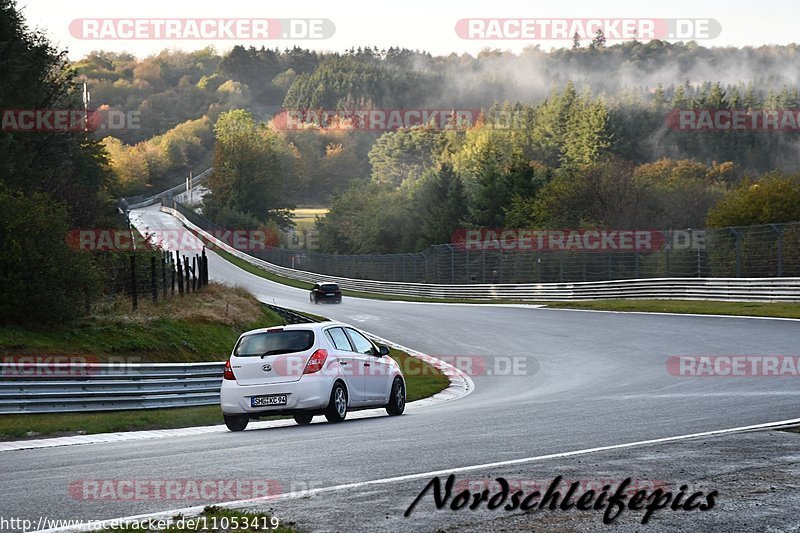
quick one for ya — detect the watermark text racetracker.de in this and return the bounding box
[0,108,139,132]
[1,356,145,377]
[453,228,667,252]
[69,18,335,40]
[1,355,98,377]
[264,354,535,379]
[69,478,281,501]
[66,228,279,252]
[272,108,480,132]
[455,18,721,41]
[668,109,800,132]
[667,355,800,377]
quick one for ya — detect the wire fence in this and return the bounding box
[95,247,210,310]
[165,199,800,284]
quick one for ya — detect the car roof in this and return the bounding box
[240,321,342,336]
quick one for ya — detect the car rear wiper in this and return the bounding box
[259,349,294,358]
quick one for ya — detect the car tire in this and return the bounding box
[386,377,405,416]
[324,381,348,423]
[224,414,249,432]
[294,413,314,426]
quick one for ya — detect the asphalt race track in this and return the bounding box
[1,204,799,532]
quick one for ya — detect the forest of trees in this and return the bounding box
[80,40,800,206]
[0,0,116,322]
[4,0,800,323]
[75,39,800,254]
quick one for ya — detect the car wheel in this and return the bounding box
[325,381,348,423]
[294,413,314,425]
[386,377,405,416]
[223,414,249,431]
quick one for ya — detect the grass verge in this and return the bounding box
[540,299,800,319]
[389,348,451,402]
[0,283,283,363]
[92,505,297,532]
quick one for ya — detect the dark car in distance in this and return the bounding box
[310,282,342,304]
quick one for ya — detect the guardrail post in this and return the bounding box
[450,245,455,284]
[184,256,191,293]
[728,228,741,277]
[665,230,671,277]
[769,224,784,277]
[482,248,486,283]
[176,252,184,294]
[202,248,209,285]
[700,230,708,278]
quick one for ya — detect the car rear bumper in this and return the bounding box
[221,375,333,415]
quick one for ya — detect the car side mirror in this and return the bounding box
[377,345,390,357]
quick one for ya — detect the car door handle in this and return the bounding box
[363,362,371,367]
[340,361,348,365]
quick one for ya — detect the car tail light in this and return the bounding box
[304,349,328,374]
[223,359,235,380]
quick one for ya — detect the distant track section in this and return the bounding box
[163,205,800,303]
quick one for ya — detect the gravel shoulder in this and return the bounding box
[253,429,800,532]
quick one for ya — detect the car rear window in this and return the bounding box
[234,330,315,357]
[321,284,339,291]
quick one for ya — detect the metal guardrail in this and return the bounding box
[164,205,800,302]
[0,362,224,414]
[264,304,318,324]
[119,168,213,212]
[0,306,321,414]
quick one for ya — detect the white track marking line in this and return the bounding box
[536,306,800,322]
[37,416,800,532]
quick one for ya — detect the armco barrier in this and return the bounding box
[119,168,213,212]
[161,205,800,302]
[0,362,224,414]
[0,309,319,415]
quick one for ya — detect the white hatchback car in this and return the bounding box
[220,321,406,431]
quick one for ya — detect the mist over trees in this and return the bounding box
[44,28,800,256]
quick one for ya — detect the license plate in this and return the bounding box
[251,394,287,407]
[325,293,336,297]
